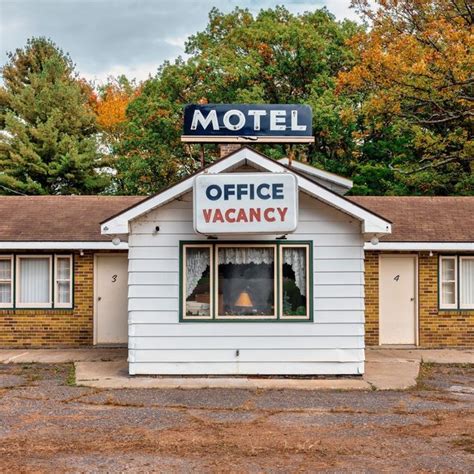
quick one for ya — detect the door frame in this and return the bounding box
[378,253,419,346]
[93,252,129,346]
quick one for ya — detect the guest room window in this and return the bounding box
[439,255,474,310]
[16,255,53,308]
[460,257,474,309]
[0,255,13,308]
[54,255,73,308]
[180,242,312,321]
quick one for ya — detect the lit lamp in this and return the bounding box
[234,290,253,308]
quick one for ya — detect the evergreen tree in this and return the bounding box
[0,37,110,194]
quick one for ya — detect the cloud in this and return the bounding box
[0,0,358,84]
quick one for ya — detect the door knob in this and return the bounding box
[98,296,102,301]
[410,297,415,301]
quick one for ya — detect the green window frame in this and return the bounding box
[180,241,313,322]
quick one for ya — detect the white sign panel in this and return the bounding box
[194,173,298,235]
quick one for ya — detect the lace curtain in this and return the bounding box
[283,248,306,296]
[218,247,274,265]
[186,249,209,298]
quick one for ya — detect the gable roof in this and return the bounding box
[0,196,143,247]
[350,196,474,247]
[101,146,392,236]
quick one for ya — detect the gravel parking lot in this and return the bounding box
[0,363,473,472]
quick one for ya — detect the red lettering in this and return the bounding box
[236,208,248,223]
[263,208,276,222]
[277,207,288,221]
[249,208,261,222]
[225,208,236,223]
[212,209,224,223]
[203,209,212,223]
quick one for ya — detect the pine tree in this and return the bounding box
[0,37,110,194]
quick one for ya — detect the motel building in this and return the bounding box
[0,104,473,376]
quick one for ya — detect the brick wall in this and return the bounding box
[365,251,474,347]
[0,250,94,347]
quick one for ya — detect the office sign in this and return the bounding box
[194,173,298,234]
[182,104,313,143]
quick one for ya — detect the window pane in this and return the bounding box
[217,247,275,317]
[185,247,211,316]
[442,282,455,305]
[57,257,71,280]
[0,260,11,280]
[19,258,50,304]
[460,259,474,306]
[0,283,11,303]
[442,258,455,281]
[282,247,307,317]
[57,281,71,304]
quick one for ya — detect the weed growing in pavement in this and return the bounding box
[66,364,76,387]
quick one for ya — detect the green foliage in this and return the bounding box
[113,7,364,194]
[0,37,110,195]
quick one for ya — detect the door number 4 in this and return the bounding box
[393,274,400,281]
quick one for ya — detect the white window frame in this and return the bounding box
[459,256,474,310]
[439,256,458,310]
[182,244,214,320]
[0,255,14,308]
[54,255,73,308]
[279,243,311,320]
[15,255,53,308]
[215,243,277,320]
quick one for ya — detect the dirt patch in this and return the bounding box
[0,363,473,472]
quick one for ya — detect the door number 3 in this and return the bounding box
[112,274,118,283]
[394,274,400,281]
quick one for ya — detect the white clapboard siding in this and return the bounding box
[129,362,364,376]
[128,189,366,375]
[130,323,364,337]
[129,336,364,350]
[130,348,364,363]
[130,233,363,247]
[129,272,180,285]
[129,310,365,325]
[131,220,359,235]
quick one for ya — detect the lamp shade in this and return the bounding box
[234,290,253,308]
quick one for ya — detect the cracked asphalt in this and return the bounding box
[0,363,473,472]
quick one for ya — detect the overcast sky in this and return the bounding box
[0,0,359,84]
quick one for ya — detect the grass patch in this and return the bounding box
[412,362,435,391]
[66,364,76,387]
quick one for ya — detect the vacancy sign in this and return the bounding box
[194,173,298,235]
[182,104,313,143]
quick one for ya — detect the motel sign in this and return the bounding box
[182,104,313,143]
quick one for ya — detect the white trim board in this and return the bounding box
[101,147,391,236]
[365,242,474,251]
[0,241,129,250]
[278,158,353,190]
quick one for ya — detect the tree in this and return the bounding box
[338,0,473,195]
[112,7,362,194]
[0,37,109,195]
